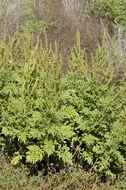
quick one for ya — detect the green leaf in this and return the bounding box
[43,139,55,156]
[26,145,43,164]
[57,145,73,165]
[81,151,93,165]
[11,152,22,165]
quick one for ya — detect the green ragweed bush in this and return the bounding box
[58,30,126,176]
[0,31,73,170]
[0,29,126,177]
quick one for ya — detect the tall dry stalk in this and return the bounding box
[62,0,91,27]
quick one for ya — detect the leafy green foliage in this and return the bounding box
[0,30,73,169]
[0,29,126,178]
[91,0,126,28]
[57,30,126,175]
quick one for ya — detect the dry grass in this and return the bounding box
[0,152,126,190]
[1,0,125,69]
[0,0,115,61]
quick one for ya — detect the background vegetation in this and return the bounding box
[92,0,126,28]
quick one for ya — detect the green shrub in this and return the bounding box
[0,29,126,177]
[0,30,73,170]
[57,30,126,176]
[91,0,126,28]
